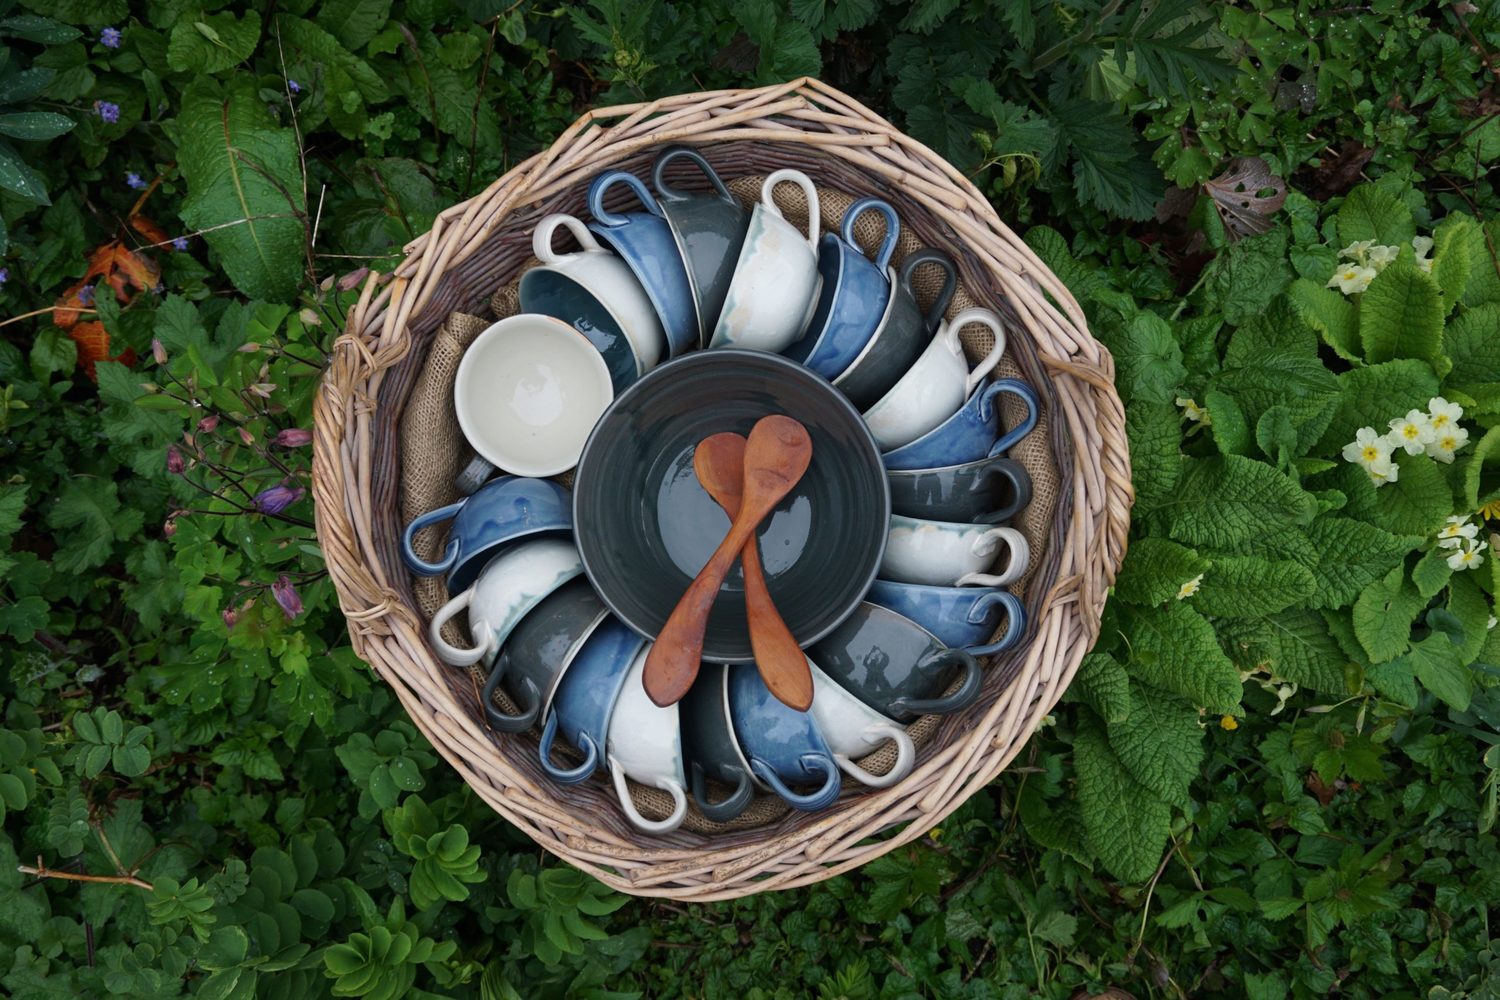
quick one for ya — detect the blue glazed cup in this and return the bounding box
[538,616,646,785]
[726,664,841,811]
[652,145,750,346]
[587,170,700,358]
[865,580,1026,657]
[400,476,573,594]
[833,247,958,410]
[783,198,900,379]
[882,379,1039,471]
[887,454,1032,523]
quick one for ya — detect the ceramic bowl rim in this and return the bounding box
[517,261,650,378]
[886,452,1023,478]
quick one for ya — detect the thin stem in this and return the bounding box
[19,861,153,892]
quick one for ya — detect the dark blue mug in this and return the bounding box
[882,378,1040,471]
[587,170,700,358]
[680,665,757,822]
[538,616,645,784]
[866,580,1026,657]
[725,664,841,811]
[887,454,1032,523]
[400,476,572,594]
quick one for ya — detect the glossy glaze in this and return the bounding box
[862,308,1007,451]
[866,580,1027,658]
[482,578,609,733]
[605,644,688,833]
[887,454,1032,523]
[652,146,749,346]
[680,665,756,822]
[880,517,1029,587]
[833,247,957,410]
[882,378,1040,471]
[400,476,572,594]
[809,602,983,721]
[783,235,892,379]
[807,661,915,788]
[427,537,584,668]
[710,170,822,353]
[539,616,645,784]
[726,664,841,811]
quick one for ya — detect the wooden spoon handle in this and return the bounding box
[740,539,813,711]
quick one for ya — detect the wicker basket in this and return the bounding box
[312,78,1131,901]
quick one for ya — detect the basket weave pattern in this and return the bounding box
[312,79,1131,899]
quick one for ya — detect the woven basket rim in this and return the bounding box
[311,77,1131,900]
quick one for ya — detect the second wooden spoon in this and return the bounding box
[694,432,813,711]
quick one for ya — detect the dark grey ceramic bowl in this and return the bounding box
[573,349,890,663]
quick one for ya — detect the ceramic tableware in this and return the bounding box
[866,580,1026,658]
[481,578,609,733]
[810,602,982,722]
[805,661,915,788]
[606,643,689,833]
[783,199,899,379]
[539,616,646,784]
[726,664,841,811]
[862,308,1008,450]
[652,145,750,345]
[452,314,613,478]
[574,349,888,663]
[882,378,1039,471]
[680,666,756,822]
[880,516,1030,587]
[833,246,958,409]
[518,214,666,391]
[587,169,699,357]
[710,170,822,353]
[428,537,584,668]
[887,454,1032,523]
[401,476,572,594]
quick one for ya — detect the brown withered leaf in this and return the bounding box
[1205,157,1287,240]
[129,214,173,248]
[1304,141,1375,201]
[68,320,136,381]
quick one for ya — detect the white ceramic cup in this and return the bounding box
[861,308,1008,450]
[428,538,584,667]
[807,661,915,788]
[452,314,613,478]
[879,516,1029,588]
[709,170,822,352]
[606,643,688,833]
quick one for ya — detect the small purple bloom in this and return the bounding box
[100,27,121,49]
[253,483,305,515]
[222,605,238,629]
[94,101,121,124]
[126,171,146,190]
[0,268,8,286]
[288,79,301,94]
[197,414,219,433]
[273,428,313,448]
[172,236,189,251]
[77,284,95,306]
[166,445,185,474]
[271,575,303,619]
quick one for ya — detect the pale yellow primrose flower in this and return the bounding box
[1176,396,1211,425]
[1338,240,1375,260]
[1342,426,1393,469]
[1328,263,1378,294]
[1438,516,1479,549]
[1367,455,1399,487]
[1448,540,1485,572]
[1177,573,1203,600]
[1412,235,1434,257]
[1482,499,1500,521]
[1388,410,1436,455]
[1427,396,1463,431]
[1367,244,1400,270]
[1426,425,1470,463]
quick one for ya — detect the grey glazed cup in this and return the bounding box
[652,145,750,346]
[833,247,957,410]
[887,455,1032,523]
[680,664,757,823]
[482,579,609,733]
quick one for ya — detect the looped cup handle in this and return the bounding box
[962,592,1027,658]
[898,247,958,330]
[532,213,602,264]
[751,755,841,812]
[428,590,489,667]
[761,169,820,250]
[960,527,1030,587]
[690,760,756,823]
[610,755,688,833]
[892,647,982,717]
[401,501,463,576]
[835,723,916,788]
[538,715,599,785]
[587,170,663,228]
[982,379,1040,456]
[841,198,900,272]
[943,308,1007,397]
[652,145,735,203]
[484,665,541,733]
[971,458,1033,524]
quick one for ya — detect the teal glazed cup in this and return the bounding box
[882,378,1040,471]
[680,665,757,823]
[726,664,842,811]
[833,246,958,410]
[652,145,750,346]
[538,616,645,784]
[587,170,700,357]
[865,580,1026,658]
[400,476,572,595]
[887,454,1032,523]
[481,578,609,733]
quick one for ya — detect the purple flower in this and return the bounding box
[77,284,95,306]
[288,79,301,94]
[273,428,313,447]
[0,268,8,286]
[166,445,185,474]
[100,27,121,49]
[94,101,121,124]
[126,172,146,190]
[172,236,189,251]
[197,414,219,433]
[222,605,238,629]
[253,483,305,514]
[271,576,303,619]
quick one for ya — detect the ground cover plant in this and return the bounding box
[1,1,1499,996]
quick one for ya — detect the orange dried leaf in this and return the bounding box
[129,214,173,248]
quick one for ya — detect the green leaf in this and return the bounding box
[315,0,392,50]
[1338,453,1454,537]
[0,484,26,538]
[0,111,74,141]
[1200,229,1292,326]
[1287,277,1360,363]
[1337,185,1415,248]
[1210,350,1340,457]
[1122,602,1243,713]
[1097,311,1185,404]
[1163,456,1314,549]
[1072,653,1131,724]
[45,479,143,573]
[1193,556,1315,618]
[1459,217,1500,308]
[1114,537,1209,606]
[175,77,305,301]
[1205,388,1251,456]
[0,595,49,642]
[1411,547,1454,599]
[1317,359,1440,459]
[1444,304,1500,402]
[1217,610,1351,694]
[1464,425,1500,510]
[1431,214,1475,309]
[1391,634,1471,710]
[1303,516,1422,610]
[278,16,389,103]
[1052,98,1162,221]
[0,14,82,43]
[1352,566,1422,663]
[1075,720,1172,883]
[1448,575,1491,665]
[1107,687,1204,808]
[1358,260,1444,366]
[167,11,261,74]
[0,139,51,203]
[1127,400,1182,506]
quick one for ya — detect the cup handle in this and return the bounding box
[971,458,1033,525]
[942,308,1007,397]
[652,145,736,203]
[401,501,463,576]
[690,760,756,823]
[750,754,841,812]
[834,723,915,788]
[538,714,599,785]
[892,647,982,717]
[959,527,1029,587]
[841,198,900,272]
[533,213,602,265]
[609,754,688,833]
[454,454,496,496]
[761,169,820,250]
[428,589,491,667]
[588,169,663,227]
[898,247,958,330]
[982,379,1040,457]
[962,591,1027,658]
[484,662,541,733]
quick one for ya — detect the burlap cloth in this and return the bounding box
[399,177,1060,834]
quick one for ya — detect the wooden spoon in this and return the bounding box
[643,415,814,708]
[694,432,814,711]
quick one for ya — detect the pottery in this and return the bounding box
[652,145,750,346]
[427,537,584,668]
[680,665,757,822]
[518,214,665,391]
[586,169,700,357]
[887,454,1032,523]
[833,247,957,410]
[481,578,609,733]
[880,516,1030,587]
[539,616,646,785]
[606,643,689,833]
[710,170,822,353]
[452,315,613,478]
[726,664,841,811]
[805,661,914,788]
[573,349,888,663]
[866,580,1026,658]
[400,476,572,594]
[861,308,1008,451]
[810,602,983,721]
[882,378,1040,471]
